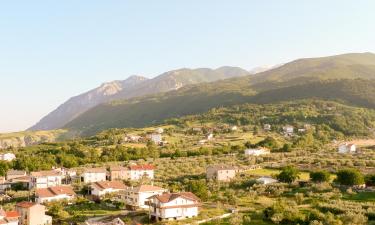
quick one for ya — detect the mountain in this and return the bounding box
[29,67,250,131]
[0,130,68,149]
[63,52,375,136]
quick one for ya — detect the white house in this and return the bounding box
[81,168,107,183]
[206,133,214,140]
[91,181,126,197]
[129,165,155,180]
[0,209,19,225]
[148,133,162,144]
[148,192,200,221]
[0,153,16,162]
[244,148,270,156]
[30,170,63,189]
[256,177,278,185]
[338,143,356,154]
[35,186,76,203]
[264,124,271,131]
[231,126,238,131]
[155,128,164,134]
[123,185,166,209]
[283,125,294,134]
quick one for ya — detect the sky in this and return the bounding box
[0,0,375,133]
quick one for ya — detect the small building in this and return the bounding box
[91,181,126,197]
[109,166,129,181]
[283,125,294,134]
[231,126,238,131]
[129,165,155,181]
[35,186,76,203]
[0,209,19,225]
[338,143,356,154]
[244,148,270,156]
[256,177,278,185]
[148,133,162,144]
[16,202,52,225]
[148,192,200,221]
[264,124,271,131]
[81,168,107,183]
[123,185,166,209]
[0,153,16,162]
[206,133,214,140]
[155,128,164,134]
[206,165,237,182]
[85,218,125,225]
[6,170,27,181]
[127,135,141,142]
[30,170,63,189]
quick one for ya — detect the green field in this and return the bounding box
[246,168,310,181]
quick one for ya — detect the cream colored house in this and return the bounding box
[91,181,126,197]
[109,166,129,181]
[35,186,76,203]
[338,143,356,154]
[30,170,63,189]
[244,148,270,156]
[0,209,19,225]
[123,185,166,209]
[206,165,237,182]
[129,165,155,180]
[16,202,52,225]
[81,168,107,183]
[148,192,200,221]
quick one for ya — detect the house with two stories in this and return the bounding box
[129,165,155,180]
[148,192,200,221]
[30,170,63,189]
[206,165,237,182]
[0,209,19,225]
[123,185,166,209]
[81,168,107,183]
[109,166,129,181]
[16,202,52,225]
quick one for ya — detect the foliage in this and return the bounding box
[310,170,331,183]
[335,169,365,186]
[276,166,300,184]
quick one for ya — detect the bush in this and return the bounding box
[335,169,364,186]
[310,170,331,183]
[277,166,300,184]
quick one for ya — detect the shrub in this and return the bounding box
[335,169,364,186]
[277,166,300,184]
[310,170,331,183]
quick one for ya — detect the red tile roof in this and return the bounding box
[5,211,20,218]
[92,181,126,191]
[135,185,165,193]
[36,186,76,198]
[129,164,155,170]
[16,201,35,208]
[153,192,200,203]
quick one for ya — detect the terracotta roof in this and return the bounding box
[16,202,36,208]
[9,175,30,183]
[153,192,200,203]
[134,185,165,193]
[36,186,76,198]
[92,181,126,191]
[129,164,155,170]
[30,170,61,177]
[5,211,19,218]
[84,168,107,173]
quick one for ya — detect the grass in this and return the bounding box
[246,168,310,181]
[65,202,123,217]
[343,191,375,202]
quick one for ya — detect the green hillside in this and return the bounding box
[64,53,375,136]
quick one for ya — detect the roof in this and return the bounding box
[6,170,26,176]
[152,192,200,203]
[92,181,126,191]
[30,170,61,177]
[16,201,36,208]
[84,168,107,173]
[133,185,165,193]
[5,211,19,218]
[9,175,30,183]
[207,165,237,171]
[129,164,155,170]
[109,166,128,171]
[36,186,76,198]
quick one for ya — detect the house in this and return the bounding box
[81,168,107,183]
[6,170,27,180]
[30,170,63,189]
[91,181,126,197]
[256,177,278,185]
[123,185,166,209]
[338,143,357,154]
[0,176,11,192]
[16,202,52,225]
[109,166,129,181]
[0,209,19,225]
[231,126,238,131]
[148,133,162,144]
[148,192,200,221]
[127,135,142,142]
[198,140,207,145]
[283,125,294,134]
[8,176,30,190]
[206,165,237,182]
[155,128,164,134]
[35,186,76,203]
[264,124,271,131]
[129,165,155,180]
[206,133,214,140]
[0,153,16,162]
[85,218,125,225]
[244,148,270,156]
[298,128,306,133]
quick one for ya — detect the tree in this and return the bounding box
[365,174,375,186]
[187,179,208,201]
[335,169,364,186]
[277,166,300,184]
[310,170,331,183]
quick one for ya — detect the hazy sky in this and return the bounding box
[1,1,375,133]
